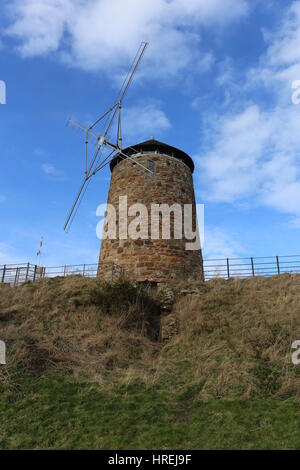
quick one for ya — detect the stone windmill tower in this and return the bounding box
[98,137,204,283]
[64,43,203,283]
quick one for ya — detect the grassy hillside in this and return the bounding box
[1,275,300,449]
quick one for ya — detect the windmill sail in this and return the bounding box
[64,42,151,233]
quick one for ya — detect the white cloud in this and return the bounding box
[198,104,300,215]
[41,163,65,181]
[33,148,45,157]
[198,1,300,225]
[39,237,99,266]
[5,0,74,56]
[203,227,246,259]
[0,232,99,267]
[196,52,216,73]
[4,0,249,77]
[41,163,57,175]
[248,1,300,100]
[0,242,21,265]
[216,57,236,87]
[289,216,300,228]
[122,103,171,142]
[198,105,271,202]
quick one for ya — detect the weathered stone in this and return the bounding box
[160,314,179,342]
[157,285,176,312]
[98,143,204,283]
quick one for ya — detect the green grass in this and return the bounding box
[1,373,300,450]
[2,276,300,449]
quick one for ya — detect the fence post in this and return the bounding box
[226,258,230,279]
[251,257,255,277]
[276,256,280,275]
[83,264,86,277]
[14,268,19,286]
[1,265,6,283]
[25,262,30,282]
[64,265,67,277]
[33,265,37,281]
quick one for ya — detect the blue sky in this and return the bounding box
[1,0,300,266]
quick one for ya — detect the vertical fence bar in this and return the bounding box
[14,268,19,286]
[33,265,37,281]
[64,265,67,277]
[226,258,230,279]
[276,256,280,275]
[83,264,86,277]
[251,257,255,277]
[25,262,30,282]
[1,265,6,283]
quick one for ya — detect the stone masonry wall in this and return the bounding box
[97,152,204,283]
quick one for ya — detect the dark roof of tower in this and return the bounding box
[109,138,195,173]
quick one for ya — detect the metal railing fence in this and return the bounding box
[1,255,300,286]
[0,263,45,286]
[203,255,300,279]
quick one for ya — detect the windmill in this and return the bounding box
[64,42,153,233]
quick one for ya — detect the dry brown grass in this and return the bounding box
[1,274,300,398]
[164,274,300,399]
[0,277,161,386]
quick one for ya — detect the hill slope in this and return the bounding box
[1,275,300,449]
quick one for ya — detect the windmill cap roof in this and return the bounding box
[110,138,195,173]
